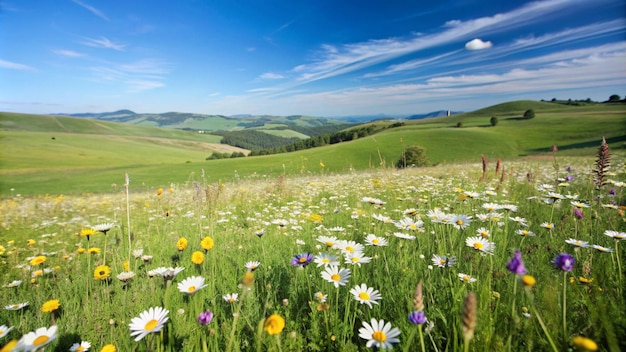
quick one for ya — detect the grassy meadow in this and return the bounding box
[0,156,624,351]
[0,101,625,351]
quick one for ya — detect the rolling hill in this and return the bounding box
[1,100,624,196]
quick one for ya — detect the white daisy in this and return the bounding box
[358,318,401,349]
[516,229,536,237]
[314,291,328,303]
[245,261,261,271]
[591,245,614,253]
[335,240,365,254]
[0,325,14,339]
[316,235,338,248]
[93,223,115,233]
[565,238,589,248]
[605,230,626,240]
[431,254,456,268]
[129,306,169,342]
[177,276,207,294]
[321,265,351,288]
[314,253,340,267]
[4,302,29,310]
[465,236,495,255]
[15,326,58,351]
[3,280,22,288]
[349,283,382,308]
[365,234,388,247]
[458,273,477,283]
[69,341,92,351]
[451,214,472,229]
[392,232,416,240]
[344,252,372,267]
[223,293,239,303]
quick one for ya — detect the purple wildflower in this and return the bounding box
[291,252,314,267]
[198,310,213,325]
[553,253,575,272]
[506,251,527,275]
[565,175,574,181]
[609,188,616,196]
[408,311,427,325]
[573,208,584,220]
[566,166,572,172]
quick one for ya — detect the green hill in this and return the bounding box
[1,101,624,196]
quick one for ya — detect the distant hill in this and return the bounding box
[406,110,463,120]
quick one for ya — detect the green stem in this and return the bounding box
[532,306,559,352]
[562,271,567,342]
[418,324,426,352]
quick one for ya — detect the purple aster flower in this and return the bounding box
[553,253,575,272]
[408,311,427,325]
[565,175,574,181]
[566,166,572,172]
[291,252,314,266]
[198,309,213,325]
[506,251,527,275]
[609,188,616,196]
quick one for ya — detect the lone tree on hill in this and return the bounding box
[608,94,621,102]
[490,116,498,126]
[523,109,535,119]
[396,145,430,168]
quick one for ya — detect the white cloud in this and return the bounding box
[465,38,492,50]
[259,72,285,80]
[71,0,109,21]
[52,49,85,57]
[90,59,170,92]
[81,37,126,51]
[0,59,36,71]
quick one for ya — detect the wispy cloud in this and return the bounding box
[52,49,85,57]
[71,0,109,21]
[290,0,591,85]
[259,72,285,80]
[0,59,36,71]
[81,37,126,51]
[90,58,170,92]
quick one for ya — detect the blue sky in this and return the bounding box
[1,0,625,117]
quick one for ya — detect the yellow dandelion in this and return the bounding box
[77,247,86,254]
[264,314,285,335]
[41,299,60,313]
[578,277,593,284]
[157,188,163,196]
[100,344,116,352]
[571,336,598,351]
[191,251,205,265]
[94,265,111,280]
[200,237,214,251]
[521,275,536,287]
[29,256,46,266]
[88,247,101,254]
[79,228,97,238]
[176,238,188,251]
[123,261,130,272]
[27,239,36,246]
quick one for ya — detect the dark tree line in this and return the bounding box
[220,130,300,150]
[249,125,379,156]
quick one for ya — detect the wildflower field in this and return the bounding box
[0,153,624,351]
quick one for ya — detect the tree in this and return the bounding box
[456,122,463,128]
[396,146,430,168]
[523,109,535,119]
[490,116,498,126]
[608,94,621,102]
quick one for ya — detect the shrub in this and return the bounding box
[523,109,535,119]
[456,122,463,128]
[396,145,430,168]
[490,117,498,126]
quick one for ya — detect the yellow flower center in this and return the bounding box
[12,304,19,309]
[145,319,158,331]
[473,242,483,249]
[99,271,105,276]
[456,220,463,225]
[372,239,379,244]
[481,232,489,237]
[521,231,528,236]
[358,292,370,300]
[188,286,196,293]
[228,298,235,302]
[299,257,307,263]
[372,331,387,342]
[325,242,333,247]
[409,224,417,230]
[33,335,49,346]
[463,276,470,282]
[345,246,354,252]
[322,258,330,263]
[331,274,341,281]
[439,259,445,265]
[77,346,85,351]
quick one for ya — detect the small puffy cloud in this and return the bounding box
[82,37,126,51]
[465,38,493,50]
[259,72,285,80]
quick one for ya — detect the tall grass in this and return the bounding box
[0,157,624,351]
